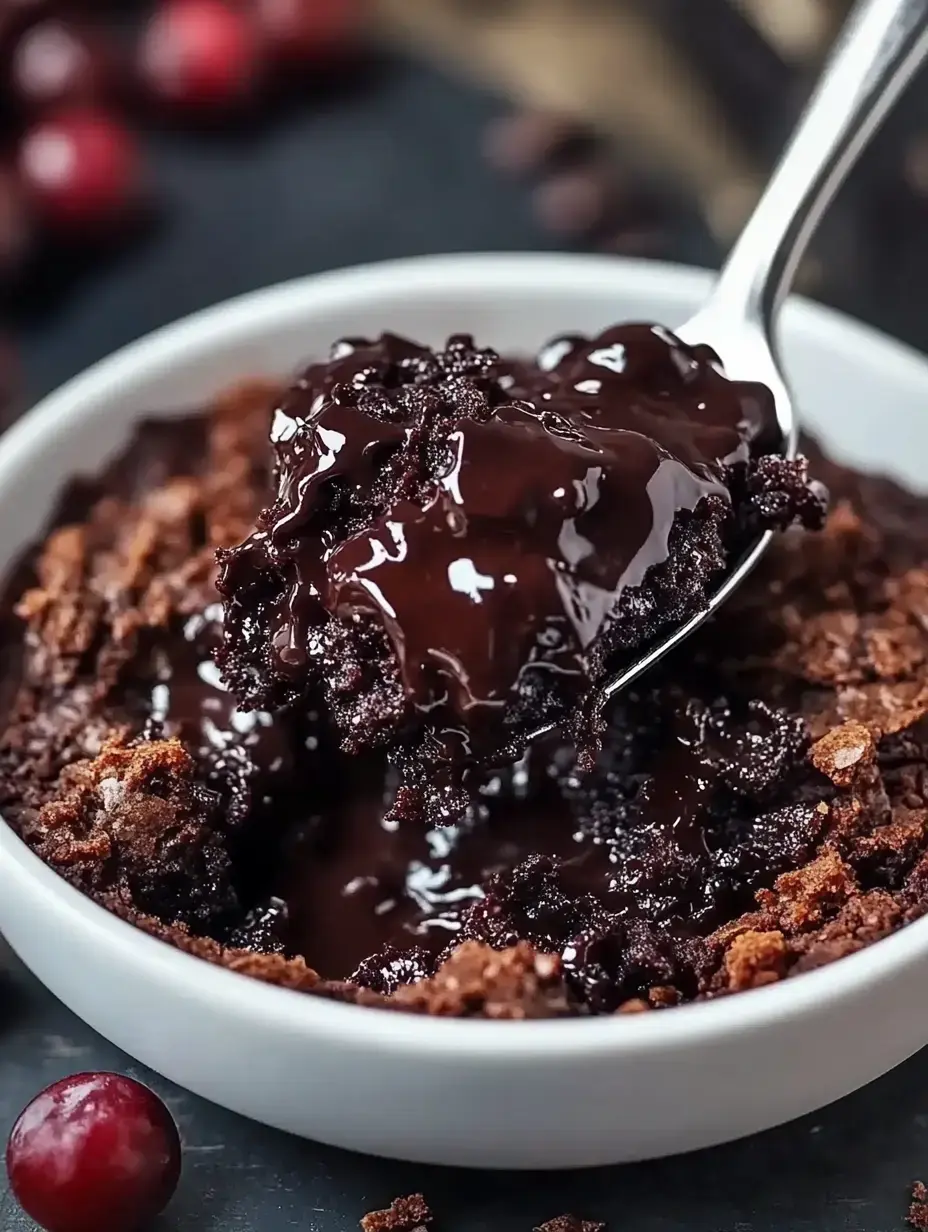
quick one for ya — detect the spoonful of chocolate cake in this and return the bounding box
[216,0,928,824]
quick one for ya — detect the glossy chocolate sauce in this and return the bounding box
[270,746,582,979]
[0,332,831,1008]
[131,580,816,989]
[261,688,821,993]
[217,325,777,770]
[142,601,325,837]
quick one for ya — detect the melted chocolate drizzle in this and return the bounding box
[0,334,833,1006]
[217,324,776,770]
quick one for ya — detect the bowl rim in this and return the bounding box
[5,249,928,1061]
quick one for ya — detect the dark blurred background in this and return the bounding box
[2,0,927,417]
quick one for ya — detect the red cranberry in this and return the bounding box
[9,19,119,114]
[6,1072,182,1232]
[252,0,360,65]
[139,0,264,115]
[18,107,141,232]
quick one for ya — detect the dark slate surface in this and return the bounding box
[2,50,926,1232]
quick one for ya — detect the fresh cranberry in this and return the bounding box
[8,19,119,114]
[6,1072,182,1232]
[252,0,359,65]
[138,0,264,115]
[18,107,141,232]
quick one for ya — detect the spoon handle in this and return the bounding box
[713,0,928,336]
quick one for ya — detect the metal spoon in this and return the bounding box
[589,0,928,716]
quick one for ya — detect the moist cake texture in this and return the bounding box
[216,327,823,822]
[0,335,925,1018]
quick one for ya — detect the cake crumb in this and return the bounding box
[361,1194,433,1232]
[722,930,788,991]
[22,735,239,933]
[810,721,875,787]
[757,849,857,932]
[387,942,570,1019]
[534,1217,606,1232]
[908,1181,928,1230]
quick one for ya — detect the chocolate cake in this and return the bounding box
[216,326,823,822]
[1,330,927,1020]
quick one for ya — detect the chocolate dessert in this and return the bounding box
[216,327,822,822]
[2,327,928,1019]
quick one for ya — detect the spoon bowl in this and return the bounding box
[588,316,797,716]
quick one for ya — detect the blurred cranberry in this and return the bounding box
[0,166,32,276]
[7,1072,181,1232]
[139,0,264,115]
[252,0,360,65]
[9,19,119,114]
[18,107,141,232]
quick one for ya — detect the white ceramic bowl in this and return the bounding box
[2,254,928,1170]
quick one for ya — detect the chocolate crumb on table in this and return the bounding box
[535,1217,607,1232]
[360,1193,433,1232]
[909,1182,928,1231]
[358,1197,604,1232]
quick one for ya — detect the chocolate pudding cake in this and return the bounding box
[1,324,926,1019]
[216,326,822,823]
